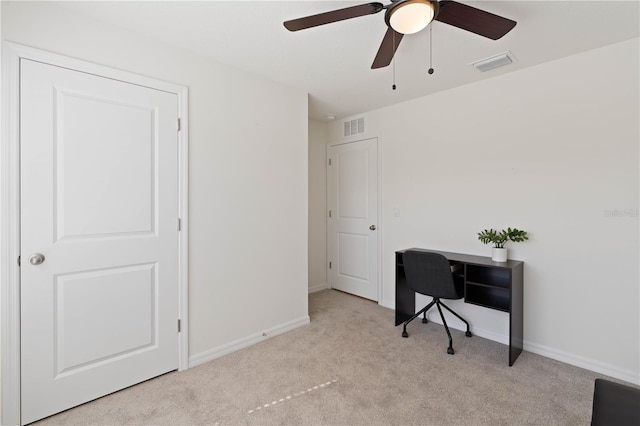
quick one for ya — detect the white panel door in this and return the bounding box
[328,138,378,301]
[20,59,179,424]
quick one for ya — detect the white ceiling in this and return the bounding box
[57,1,639,121]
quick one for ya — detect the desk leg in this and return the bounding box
[395,265,415,326]
[509,264,524,366]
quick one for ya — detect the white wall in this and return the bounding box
[1,0,308,366]
[327,38,640,384]
[0,3,3,423]
[308,119,328,292]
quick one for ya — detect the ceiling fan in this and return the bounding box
[283,0,517,69]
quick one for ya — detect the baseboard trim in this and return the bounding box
[308,283,329,293]
[523,341,640,385]
[423,313,509,345]
[379,300,394,310]
[188,315,310,368]
[423,313,638,385]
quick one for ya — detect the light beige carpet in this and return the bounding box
[37,289,612,425]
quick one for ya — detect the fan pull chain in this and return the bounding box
[392,59,396,90]
[428,25,434,75]
[392,30,397,90]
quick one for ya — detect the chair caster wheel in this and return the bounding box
[447,347,454,355]
[422,318,428,323]
[402,330,408,338]
[466,331,472,337]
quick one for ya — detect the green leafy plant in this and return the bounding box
[477,228,529,248]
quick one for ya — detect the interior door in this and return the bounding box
[20,59,179,424]
[328,138,379,301]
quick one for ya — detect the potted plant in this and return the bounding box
[477,227,528,262]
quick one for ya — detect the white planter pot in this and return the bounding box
[492,247,507,262]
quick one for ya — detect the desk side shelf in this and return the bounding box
[465,282,510,312]
[464,264,512,312]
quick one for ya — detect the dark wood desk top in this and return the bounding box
[397,247,523,269]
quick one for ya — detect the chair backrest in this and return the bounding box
[402,250,463,300]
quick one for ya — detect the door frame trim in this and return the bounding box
[1,42,190,425]
[326,136,382,302]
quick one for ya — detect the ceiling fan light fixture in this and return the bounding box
[388,0,435,35]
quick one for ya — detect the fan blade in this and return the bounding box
[284,2,385,32]
[435,1,516,40]
[371,27,404,69]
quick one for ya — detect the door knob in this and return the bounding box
[369,225,377,231]
[28,253,45,266]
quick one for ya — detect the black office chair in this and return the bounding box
[401,250,472,354]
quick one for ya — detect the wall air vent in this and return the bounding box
[344,117,365,137]
[470,51,517,72]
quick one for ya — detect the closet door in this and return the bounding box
[20,58,180,424]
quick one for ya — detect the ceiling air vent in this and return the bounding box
[470,51,517,72]
[344,117,365,137]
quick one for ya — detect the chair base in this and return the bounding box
[402,297,471,355]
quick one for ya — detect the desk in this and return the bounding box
[395,248,524,366]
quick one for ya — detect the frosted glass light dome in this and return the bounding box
[389,0,435,35]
